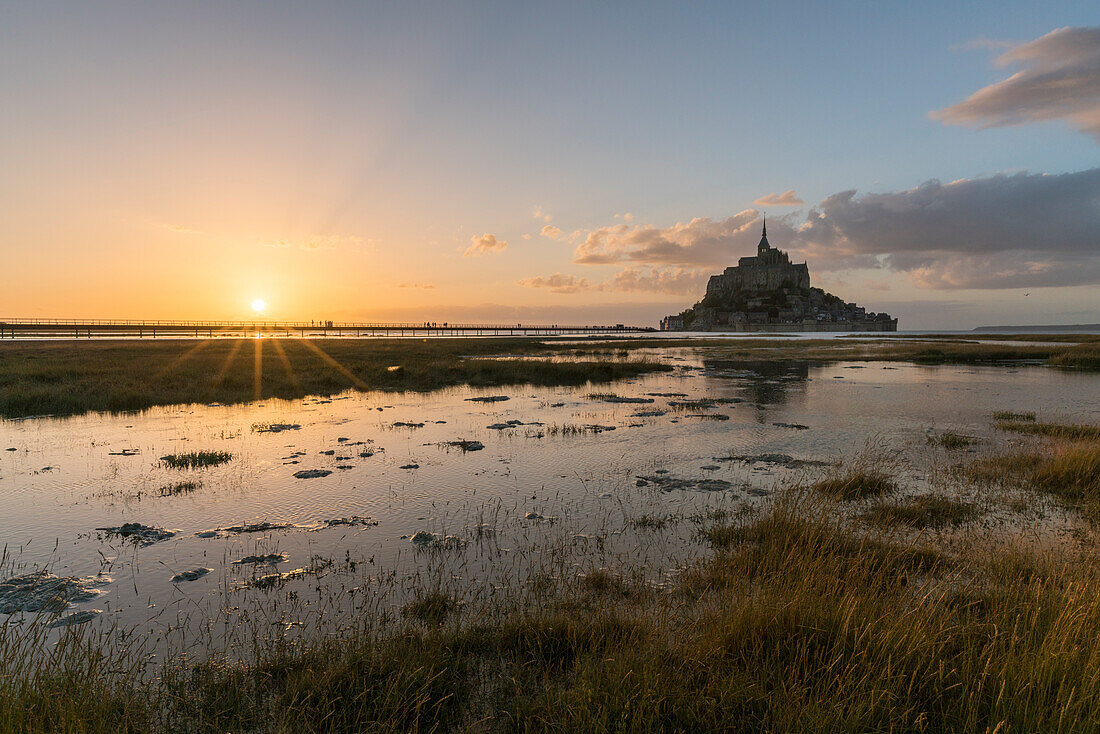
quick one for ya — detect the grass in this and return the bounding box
[995,420,1100,441]
[159,451,233,469]
[1050,344,1100,370]
[812,468,898,500]
[401,591,460,625]
[15,491,1100,731]
[0,338,672,419]
[862,494,981,529]
[927,431,973,449]
[992,410,1036,422]
[157,480,201,496]
[965,422,1100,517]
[5,334,1100,420]
[631,513,679,530]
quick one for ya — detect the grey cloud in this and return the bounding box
[932,26,1100,142]
[797,169,1100,287]
[571,168,1100,290]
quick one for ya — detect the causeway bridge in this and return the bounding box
[0,318,654,339]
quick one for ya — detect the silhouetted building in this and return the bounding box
[661,219,897,332]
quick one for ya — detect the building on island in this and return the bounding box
[660,220,897,332]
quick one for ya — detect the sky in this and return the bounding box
[1,1,1098,329]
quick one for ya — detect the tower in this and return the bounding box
[758,216,770,254]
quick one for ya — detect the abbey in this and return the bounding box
[660,221,897,332]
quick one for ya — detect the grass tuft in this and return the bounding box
[812,469,897,500]
[158,480,201,496]
[927,431,973,449]
[401,591,459,625]
[159,451,233,469]
[992,410,1036,422]
[996,420,1100,441]
[862,494,981,529]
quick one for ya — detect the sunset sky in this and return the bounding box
[2,2,1098,329]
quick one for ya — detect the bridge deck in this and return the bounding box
[0,319,653,339]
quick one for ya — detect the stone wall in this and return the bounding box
[705,262,810,299]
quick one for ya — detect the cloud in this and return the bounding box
[754,190,806,206]
[516,273,591,294]
[396,282,436,289]
[569,168,1100,290]
[541,224,563,239]
[533,206,552,222]
[573,210,760,266]
[517,267,708,296]
[464,233,508,257]
[796,168,1100,288]
[603,267,711,295]
[932,26,1100,142]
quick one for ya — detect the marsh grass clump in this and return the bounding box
[158,480,201,497]
[1031,444,1100,504]
[964,452,1046,485]
[862,494,981,529]
[966,444,1100,518]
[812,469,898,501]
[578,569,634,597]
[631,513,679,530]
[995,420,1100,441]
[992,410,1036,422]
[1050,345,1100,371]
[159,451,233,469]
[401,591,460,625]
[927,431,973,449]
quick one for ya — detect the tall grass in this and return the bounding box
[9,491,1100,730]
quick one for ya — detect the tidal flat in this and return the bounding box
[4,337,1100,730]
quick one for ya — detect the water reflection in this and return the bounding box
[702,359,812,420]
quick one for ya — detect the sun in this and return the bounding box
[251,299,267,314]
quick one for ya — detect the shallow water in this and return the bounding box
[2,351,1099,652]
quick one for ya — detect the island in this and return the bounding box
[660,220,897,332]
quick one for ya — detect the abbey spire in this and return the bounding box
[758,216,770,253]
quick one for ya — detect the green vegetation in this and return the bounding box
[1050,344,1100,370]
[966,419,1100,517]
[992,410,1036,422]
[812,468,897,500]
[5,333,1100,420]
[927,431,973,449]
[13,489,1100,730]
[862,494,981,529]
[158,480,201,496]
[159,451,233,470]
[996,420,1100,441]
[0,339,672,419]
[401,591,460,625]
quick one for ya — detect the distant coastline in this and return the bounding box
[973,324,1100,333]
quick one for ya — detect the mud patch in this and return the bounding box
[96,523,177,546]
[0,572,110,613]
